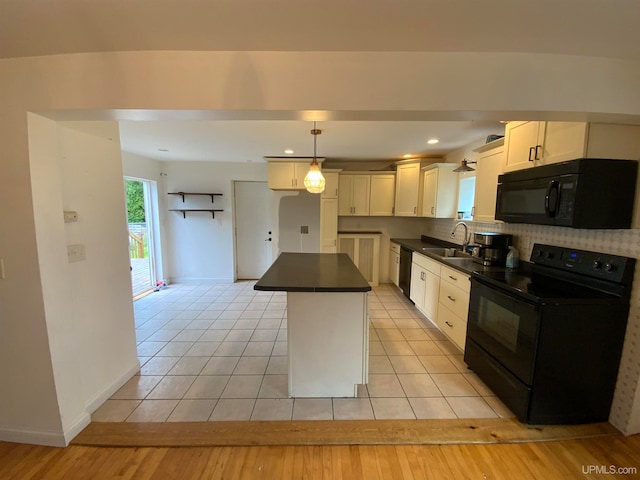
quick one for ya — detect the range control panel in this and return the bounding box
[530,243,635,284]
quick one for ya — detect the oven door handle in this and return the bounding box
[544,180,560,218]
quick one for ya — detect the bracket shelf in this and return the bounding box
[168,192,223,203]
[169,209,224,219]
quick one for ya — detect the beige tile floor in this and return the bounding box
[93,282,514,422]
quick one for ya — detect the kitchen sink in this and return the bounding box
[421,247,470,259]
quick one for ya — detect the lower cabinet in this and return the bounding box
[389,242,400,286]
[409,252,471,351]
[338,233,381,286]
[436,265,470,351]
[410,252,441,321]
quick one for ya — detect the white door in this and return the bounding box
[234,181,273,279]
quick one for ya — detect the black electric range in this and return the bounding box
[464,243,635,424]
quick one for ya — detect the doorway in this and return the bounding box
[234,181,273,279]
[125,177,157,296]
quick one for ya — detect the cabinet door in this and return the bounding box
[370,175,395,216]
[321,172,340,199]
[540,122,588,165]
[357,237,375,283]
[338,175,354,215]
[293,162,309,189]
[504,121,544,171]
[421,169,438,217]
[410,264,426,308]
[351,175,371,216]
[389,250,400,286]
[473,146,505,222]
[395,163,420,216]
[320,198,338,253]
[267,162,296,189]
[422,269,440,321]
[338,236,356,261]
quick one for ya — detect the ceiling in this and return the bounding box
[5,0,638,163]
[117,120,504,163]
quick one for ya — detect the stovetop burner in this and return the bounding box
[472,243,635,304]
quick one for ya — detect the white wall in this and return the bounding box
[2,50,640,443]
[18,117,138,446]
[161,161,268,282]
[277,191,321,253]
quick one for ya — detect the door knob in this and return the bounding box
[265,238,272,242]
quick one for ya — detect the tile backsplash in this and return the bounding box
[422,217,640,435]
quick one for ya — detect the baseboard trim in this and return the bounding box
[0,425,68,447]
[85,361,140,414]
[168,277,236,284]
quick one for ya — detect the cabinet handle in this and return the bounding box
[335,189,338,197]
[447,295,456,302]
[414,206,417,214]
[431,206,435,214]
[396,257,400,264]
[420,271,425,281]
[448,275,458,281]
[528,147,535,162]
[535,145,542,160]
[445,321,454,328]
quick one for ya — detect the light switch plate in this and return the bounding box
[67,244,86,263]
[64,211,78,223]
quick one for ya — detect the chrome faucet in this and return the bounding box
[450,221,470,250]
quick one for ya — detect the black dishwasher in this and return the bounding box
[399,246,412,300]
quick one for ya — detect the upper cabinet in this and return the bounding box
[266,159,326,190]
[472,139,506,222]
[504,122,640,172]
[339,174,371,216]
[369,174,396,216]
[321,171,340,199]
[421,163,458,218]
[394,162,422,216]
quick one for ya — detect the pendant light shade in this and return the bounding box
[304,122,325,194]
[453,159,477,172]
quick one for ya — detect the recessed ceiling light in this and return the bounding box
[284,149,294,155]
[403,154,413,158]
[158,148,169,152]
[427,139,439,145]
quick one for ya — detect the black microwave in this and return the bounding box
[495,158,638,229]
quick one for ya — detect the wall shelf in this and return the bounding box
[169,209,224,219]
[168,192,223,203]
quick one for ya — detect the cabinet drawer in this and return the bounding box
[438,281,469,320]
[412,252,441,275]
[440,265,470,292]
[390,242,401,254]
[436,304,466,351]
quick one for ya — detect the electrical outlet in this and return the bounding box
[300,225,309,234]
[67,244,86,263]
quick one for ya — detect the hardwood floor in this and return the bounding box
[2,434,639,479]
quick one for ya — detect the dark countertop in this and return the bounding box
[390,235,503,276]
[254,253,372,292]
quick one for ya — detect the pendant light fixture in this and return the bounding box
[303,122,326,194]
[453,158,477,172]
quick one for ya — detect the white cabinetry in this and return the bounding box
[389,242,400,287]
[410,252,440,321]
[339,174,371,216]
[421,163,459,218]
[321,172,340,199]
[504,122,640,173]
[472,139,506,222]
[436,265,470,351]
[320,198,338,253]
[267,161,310,190]
[338,233,380,286]
[394,162,422,216]
[369,174,396,216]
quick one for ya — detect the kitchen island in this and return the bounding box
[254,253,371,397]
